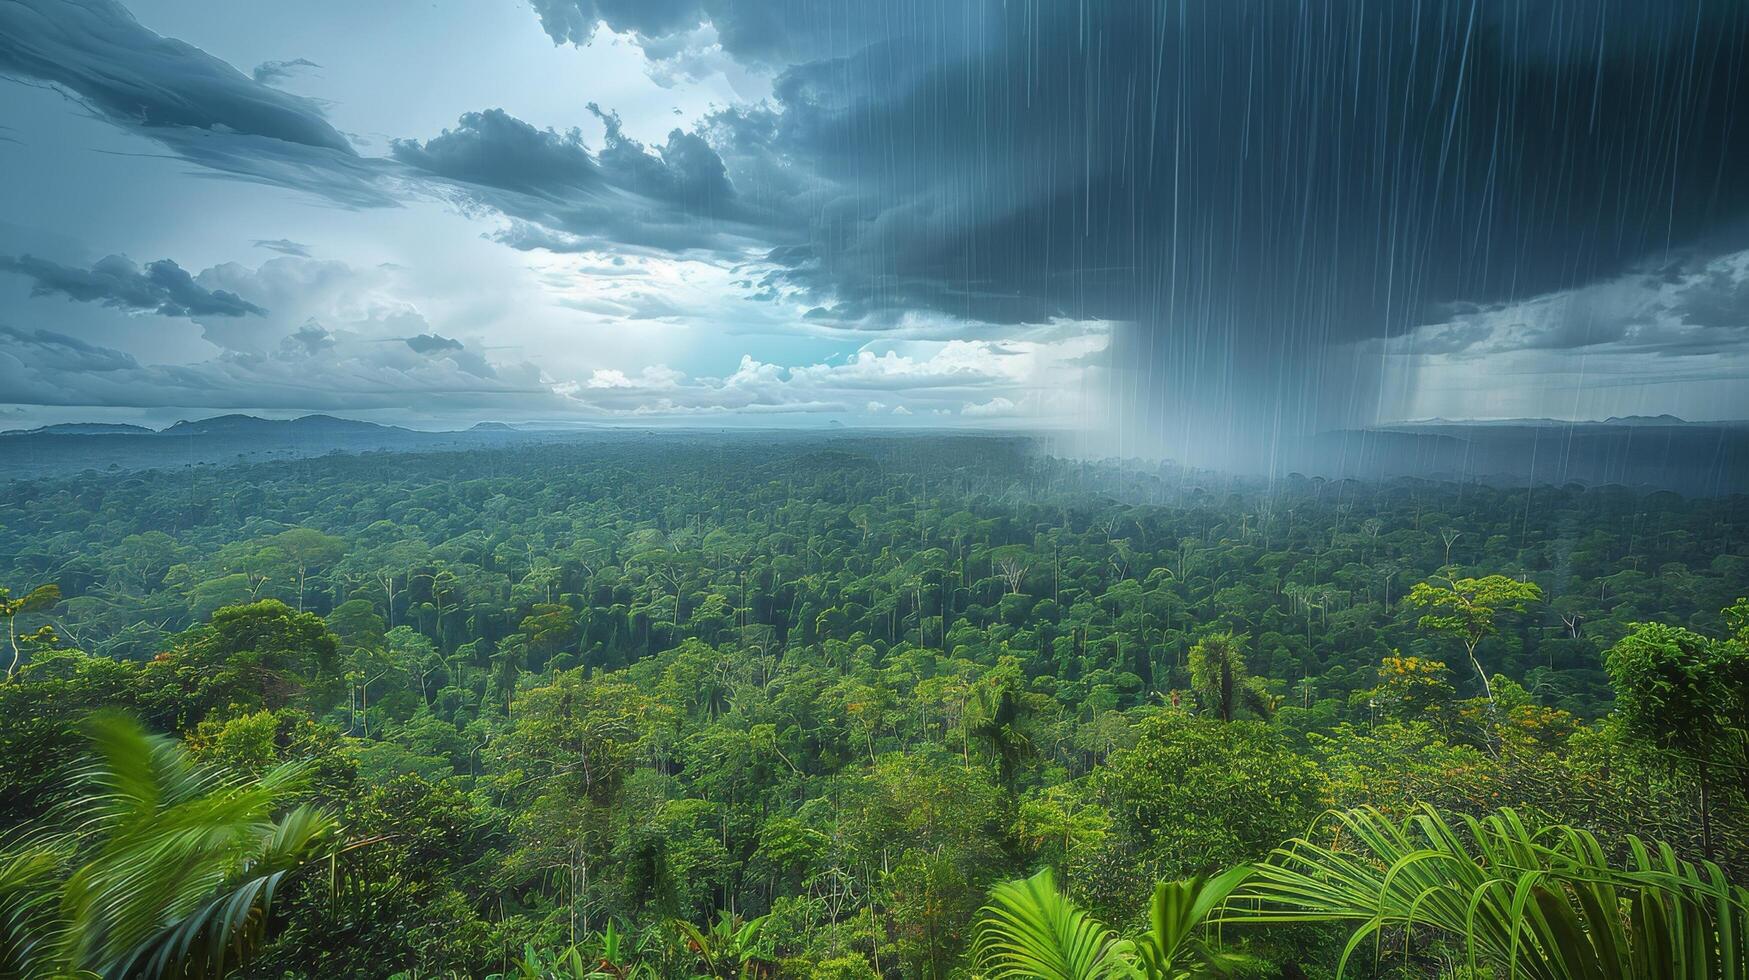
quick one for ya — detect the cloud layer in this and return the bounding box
[0,254,266,318]
[0,0,394,205]
[2,0,1746,455]
[0,321,553,413]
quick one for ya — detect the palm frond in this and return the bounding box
[1220,804,1749,979]
[0,843,73,979]
[974,868,1128,980]
[21,712,341,979]
[108,805,338,979]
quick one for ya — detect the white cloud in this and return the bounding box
[191,257,408,353]
[547,321,1110,423]
[587,368,634,388]
[962,396,1018,417]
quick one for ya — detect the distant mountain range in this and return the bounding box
[156,413,412,438]
[0,414,565,481]
[1303,417,1749,495]
[4,422,158,436]
[2,414,407,438]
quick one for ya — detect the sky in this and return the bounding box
[1,0,1747,470]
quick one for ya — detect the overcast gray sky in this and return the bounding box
[2,0,1746,465]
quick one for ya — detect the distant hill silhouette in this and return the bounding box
[2,422,155,436]
[2,414,534,481]
[1304,418,1749,495]
[160,414,410,437]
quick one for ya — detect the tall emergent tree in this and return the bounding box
[1404,574,1542,703]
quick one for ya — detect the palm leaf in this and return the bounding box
[974,868,1128,980]
[0,842,73,979]
[0,712,343,979]
[673,917,717,975]
[1132,866,1253,979]
[108,804,337,979]
[1220,804,1749,979]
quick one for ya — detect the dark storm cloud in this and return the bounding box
[0,0,723,223]
[566,0,1749,464]
[1385,249,1749,361]
[395,107,774,253]
[0,1,772,249]
[711,2,1749,332]
[390,110,599,197]
[0,325,140,374]
[0,0,347,149]
[0,0,394,206]
[405,333,464,355]
[0,254,267,317]
[589,105,733,209]
[251,58,320,86]
[527,0,978,67]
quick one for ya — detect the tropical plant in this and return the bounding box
[673,909,772,978]
[1222,804,1749,978]
[965,659,1040,789]
[589,919,649,979]
[2,583,61,680]
[0,712,339,979]
[972,867,1252,980]
[1129,868,1255,979]
[974,869,1126,980]
[1186,632,1272,722]
[496,943,596,979]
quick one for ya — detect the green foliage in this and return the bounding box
[0,713,338,979]
[1094,713,1323,908]
[973,867,1252,980]
[1405,574,1543,702]
[1606,621,1749,761]
[2,437,1746,976]
[1605,619,1749,859]
[1224,804,1749,978]
[1128,869,1256,979]
[974,869,1127,980]
[1186,631,1272,722]
[141,599,342,731]
[495,921,657,980]
[0,648,142,824]
[674,910,772,978]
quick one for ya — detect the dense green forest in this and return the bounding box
[3,434,1747,977]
